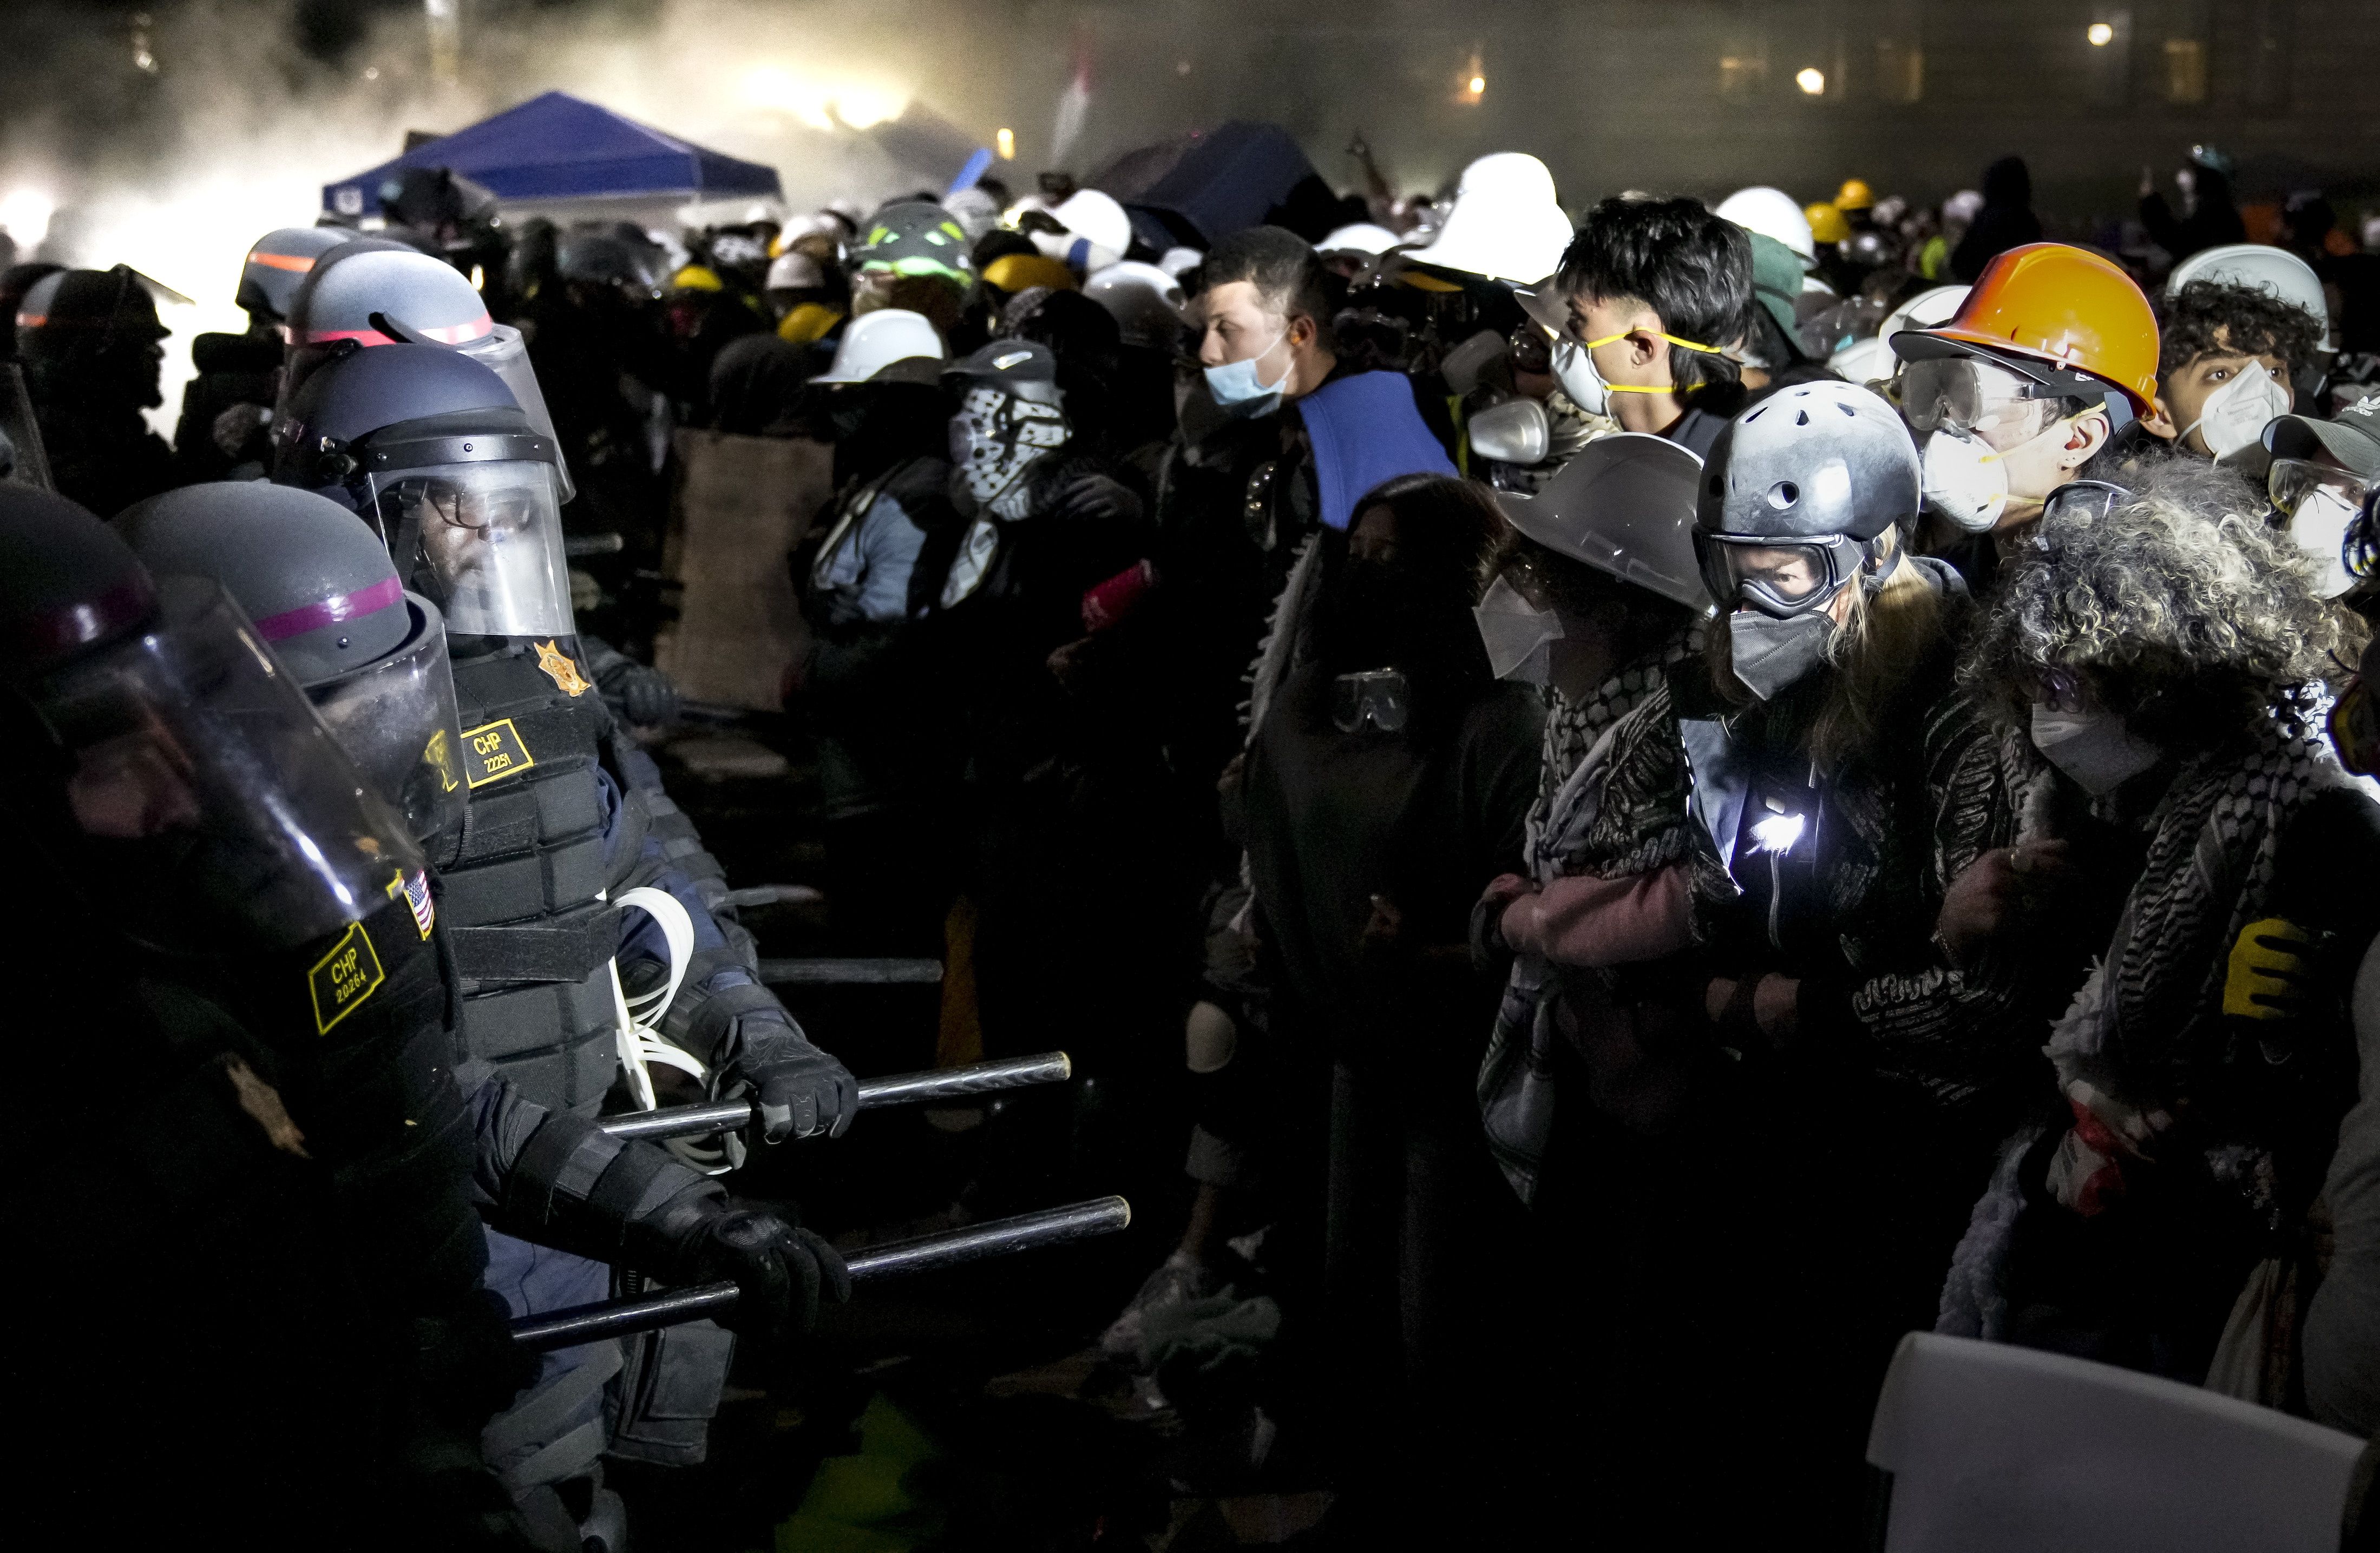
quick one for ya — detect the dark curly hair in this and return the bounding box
[1958,459,2343,752]
[2158,278,2326,379]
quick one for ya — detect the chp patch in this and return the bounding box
[307,919,386,1034]
[535,639,593,697]
[462,716,536,788]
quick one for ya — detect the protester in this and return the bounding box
[1683,380,2044,1531]
[1546,195,1752,455]
[1943,464,2375,1418]
[1236,472,1539,1541]
[1952,155,2043,281]
[2140,144,2248,264]
[2151,277,2323,462]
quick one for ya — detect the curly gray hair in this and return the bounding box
[1960,460,2345,749]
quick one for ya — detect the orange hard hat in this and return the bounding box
[1834,178,1876,212]
[1895,242,2160,415]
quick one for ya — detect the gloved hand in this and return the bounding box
[720,1017,862,1142]
[410,1288,541,1431]
[597,656,681,727]
[671,1198,851,1357]
[1051,473,1144,526]
[2224,916,2336,1023]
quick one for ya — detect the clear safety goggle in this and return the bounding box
[2038,479,2134,525]
[1899,355,2064,440]
[2351,483,2380,583]
[1693,530,1866,618]
[1330,669,1411,735]
[2268,457,2365,521]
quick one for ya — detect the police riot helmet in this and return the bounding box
[281,239,572,500]
[15,265,168,376]
[274,343,574,643]
[0,482,424,955]
[235,226,356,325]
[114,482,468,851]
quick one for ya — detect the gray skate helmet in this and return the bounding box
[1694,379,1920,617]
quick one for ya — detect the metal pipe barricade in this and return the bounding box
[509,1196,1132,1350]
[595,1051,1072,1143]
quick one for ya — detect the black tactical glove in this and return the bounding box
[1051,473,1144,526]
[670,1198,851,1357]
[719,1015,862,1142]
[600,657,681,728]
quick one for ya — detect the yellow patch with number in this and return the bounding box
[462,717,536,788]
[308,920,385,1034]
[535,639,593,697]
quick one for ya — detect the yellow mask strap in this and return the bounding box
[1577,328,1728,393]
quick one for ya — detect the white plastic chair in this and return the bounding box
[1866,1332,2364,1553]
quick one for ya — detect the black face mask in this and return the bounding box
[1326,559,1424,668]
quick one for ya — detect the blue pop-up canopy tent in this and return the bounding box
[324,91,781,218]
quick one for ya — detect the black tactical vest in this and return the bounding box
[440,636,643,1115]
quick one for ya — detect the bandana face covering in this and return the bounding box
[2030,705,2163,796]
[2179,367,2291,461]
[1472,576,1564,685]
[949,386,1070,515]
[1727,609,1834,701]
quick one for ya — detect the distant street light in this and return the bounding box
[2088,22,2115,45]
[996,128,1016,160]
[1796,67,1826,95]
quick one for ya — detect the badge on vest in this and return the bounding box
[423,726,461,793]
[307,920,386,1034]
[535,639,593,697]
[462,717,536,788]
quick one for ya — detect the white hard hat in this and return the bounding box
[1053,188,1133,258]
[1082,260,1188,350]
[1033,228,1122,277]
[1716,187,1815,262]
[2167,242,2329,332]
[766,251,827,292]
[1157,246,1204,278]
[812,307,943,384]
[1828,284,1969,384]
[1318,222,1401,256]
[1407,153,1575,284]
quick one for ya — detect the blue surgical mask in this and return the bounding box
[1203,330,1289,417]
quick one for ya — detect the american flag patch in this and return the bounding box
[404,870,435,939]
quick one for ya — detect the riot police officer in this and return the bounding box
[270,344,859,1541]
[112,477,853,1550]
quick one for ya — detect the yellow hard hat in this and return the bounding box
[1834,178,1876,212]
[670,264,725,294]
[980,253,1079,294]
[1805,202,1851,245]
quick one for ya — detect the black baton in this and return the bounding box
[596,1051,1072,1143]
[509,1196,1132,1350]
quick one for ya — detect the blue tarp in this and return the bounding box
[1121,122,1322,251]
[324,91,781,218]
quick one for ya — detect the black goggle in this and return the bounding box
[1692,529,1867,618]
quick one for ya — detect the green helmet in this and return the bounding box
[853,201,972,286]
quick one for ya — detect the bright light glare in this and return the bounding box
[1796,67,1826,95]
[740,67,908,133]
[995,128,1016,160]
[1752,812,1806,854]
[2087,21,2115,45]
[1468,75,1486,94]
[0,188,55,246]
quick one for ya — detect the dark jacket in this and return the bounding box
[1953,157,2045,282]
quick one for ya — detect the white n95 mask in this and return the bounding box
[2030,705,2162,796]
[2180,368,2291,462]
[1472,575,1563,685]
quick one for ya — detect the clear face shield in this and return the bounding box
[375,460,576,640]
[27,576,424,955]
[456,325,576,503]
[307,592,467,851]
